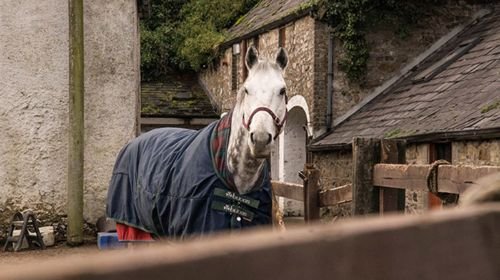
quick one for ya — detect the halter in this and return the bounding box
[242,97,288,140]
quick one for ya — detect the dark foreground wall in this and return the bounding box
[1,204,498,280]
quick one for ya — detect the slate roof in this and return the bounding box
[141,75,218,118]
[312,9,500,149]
[223,0,314,46]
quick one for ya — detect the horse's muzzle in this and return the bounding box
[249,131,273,158]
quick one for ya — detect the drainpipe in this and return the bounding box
[326,32,334,131]
[67,0,84,246]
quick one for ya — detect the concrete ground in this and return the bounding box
[0,218,306,266]
[0,242,101,266]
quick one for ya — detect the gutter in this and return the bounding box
[326,31,334,131]
[401,127,500,144]
[308,127,500,152]
[308,142,352,152]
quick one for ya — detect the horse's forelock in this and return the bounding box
[251,60,281,73]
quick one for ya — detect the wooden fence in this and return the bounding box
[1,204,498,280]
[272,138,500,219]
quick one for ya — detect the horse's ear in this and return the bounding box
[245,46,259,70]
[275,47,288,70]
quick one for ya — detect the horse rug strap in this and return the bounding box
[211,188,261,222]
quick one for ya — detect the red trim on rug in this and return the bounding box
[116,223,154,241]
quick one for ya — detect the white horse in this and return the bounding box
[228,46,288,194]
[106,46,288,239]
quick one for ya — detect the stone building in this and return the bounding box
[311,7,500,214]
[199,0,489,216]
[0,1,139,235]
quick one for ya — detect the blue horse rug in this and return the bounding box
[106,113,272,239]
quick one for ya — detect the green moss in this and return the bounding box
[294,0,316,14]
[141,104,161,114]
[234,14,246,26]
[481,100,500,114]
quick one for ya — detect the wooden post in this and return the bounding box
[303,163,320,222]
[352,138,380,215]
[379,139,406,214]
[67,0,84,246]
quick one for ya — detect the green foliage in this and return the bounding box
[316,0,443,84]
[141,0,258,81]
[140,0,184,81]
[176,0,259,71]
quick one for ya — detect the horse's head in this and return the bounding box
[238,46,288,158]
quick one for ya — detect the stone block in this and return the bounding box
[12,226,55,249]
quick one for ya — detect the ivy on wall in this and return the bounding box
[315,0,445,84]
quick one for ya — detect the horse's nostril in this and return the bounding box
[250,132,255,144]
[266,133,272,145]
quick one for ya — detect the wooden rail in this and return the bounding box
[270,164,321,222]
[271,181,303,202]
[272,182,353,214]
[373,164,500,194]
[1,205,498,280]
[318,184,352,206]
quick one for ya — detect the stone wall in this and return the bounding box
[0,0,139,236]
[284,16,320,135]
[332,3,483,119]
[312,150,353,220]
[452,140,500,165]
[405,143,431,214]
[200,48,234,112]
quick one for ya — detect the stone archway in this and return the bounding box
[281,106,308,216]
[270,95,311,217]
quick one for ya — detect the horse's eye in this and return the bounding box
[244,88,249,94]
[279,88,286,96]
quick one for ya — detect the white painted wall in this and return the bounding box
[0,0,139,226]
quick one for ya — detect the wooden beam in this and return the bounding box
[352,138,381,215]
[373,164,429,191]
[67,0,85,246]
[319,184,352,207]
[438,165,500,194]
[271,181,303,202]
[1,205,499,280]
[379,139,406,213]
[303,164,320,222]
[373,164,500,194]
